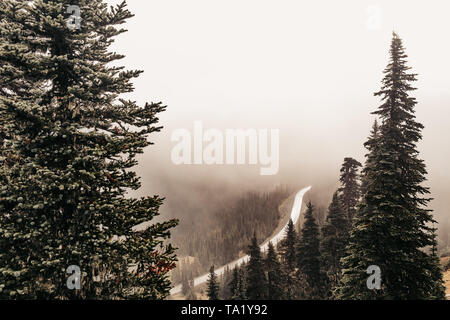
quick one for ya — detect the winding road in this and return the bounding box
[170,186,312,296]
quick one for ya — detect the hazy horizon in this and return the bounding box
[104,0,450,235]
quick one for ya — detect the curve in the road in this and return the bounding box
[170,186,312,296]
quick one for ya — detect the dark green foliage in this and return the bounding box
[0,0,177,299]
[321,192,349,297]
[265,242,283,300]
[246,233,266,300]
[218,267,233,299]
[280,219,297,270]
[237,267,247,300]
[338,33,445,300]
[338,157,362,220]
[232,266,247,300]
[227,266,247,300]
[297,202,327,299]
[279,219,297,299]
[228,267,239,300]
[206,265,219,300]
[428,247,446,299]
[360,120,380,196]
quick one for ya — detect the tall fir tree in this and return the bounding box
[338,33,445,300]
[219,266,233,299]
[321,191,349,297]
[246,233,266,300]
[279,219,297,299]
[280,219,297,270]
[264,242,283,300]
[206,265,219,300]
[0,0,177,299]
[228,267,239,300]
[297,202,327,299]
[237,266,247,300]
[338,157,362,220]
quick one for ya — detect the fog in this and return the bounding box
[105,0,450,241]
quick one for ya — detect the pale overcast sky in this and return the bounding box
[104,0,450,224]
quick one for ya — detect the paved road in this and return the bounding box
[169,186,312,296]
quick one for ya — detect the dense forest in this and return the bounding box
[0,0,448,301]
[183,33,448,300]
[171,186,290,284]
[194,147,447,300]
[183,155,361,300]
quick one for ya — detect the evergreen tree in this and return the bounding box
[264,242,283,299]
[338,157,362,220]
[360,120,380,196]
[338,32,445,300]
[219,266,232,299]
[279,219,298,299]
[280,219,297,270]
[206,265,219,300]
[0,0,177,299]
[237,266,247,300]
[321,191,349,297]
[429,243,446,299]
[228,267,239,300]
[246,233,266,300]
[297,202,326,299]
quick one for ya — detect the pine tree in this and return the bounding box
[0,1,177,299]
[219,266,232,299]
[206,265,219,300]
[265,242,283,300]
[237,266,247,300]
[338,32,445,300]
[321,191,349,297]
[279,219,298,299]
[280,219,297,270]
[338,157,362,220]
[297,202,326,299]
[228,267,239,300]
[360,120,380,196]
[429,242,446,299]
[246,233,266,300]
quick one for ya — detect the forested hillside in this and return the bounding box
[171,186,290,284]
